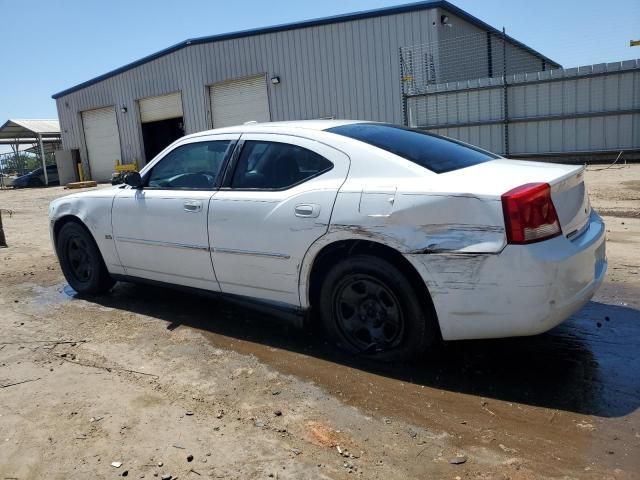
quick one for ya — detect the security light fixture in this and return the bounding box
[270,76,281,85]
[440,15,452,27]
[120,105,128,113]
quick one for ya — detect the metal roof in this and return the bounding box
[52,0,560,99]
[0,137,62,145]
[0,119,61,139]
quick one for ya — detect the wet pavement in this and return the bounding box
[52,277,640,475]
[65,281,639,416]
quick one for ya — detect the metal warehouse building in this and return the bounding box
[53,0,559,181]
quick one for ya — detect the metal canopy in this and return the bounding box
[0,119,61,184]
[0,119,60,140]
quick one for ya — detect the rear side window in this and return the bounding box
[327,123,497,173]
[231,141,333,189]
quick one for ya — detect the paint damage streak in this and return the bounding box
[417,253,495,291]
[330,222,506,254]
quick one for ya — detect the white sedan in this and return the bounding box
[49,121,607,361]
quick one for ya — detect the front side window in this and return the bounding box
[147,140,231,189]
[327,123,498,174]
[231,141,333,189]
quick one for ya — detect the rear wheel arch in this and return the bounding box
[306,239,441,339]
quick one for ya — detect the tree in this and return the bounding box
[0,152,41,175]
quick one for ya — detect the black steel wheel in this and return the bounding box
[333,274,405,352]
[66,235,93,283]
[319,254,438,362]
[56,221,114,295]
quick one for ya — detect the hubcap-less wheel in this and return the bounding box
[56,221,115,295]
[66,235,93,283]
[333,274,405,352]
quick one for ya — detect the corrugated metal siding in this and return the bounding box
[410,60,640,156]
[55,8,552,175]
[56,9,442,172]
[436,8,545,83]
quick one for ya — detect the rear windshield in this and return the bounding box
[327,123,498,173]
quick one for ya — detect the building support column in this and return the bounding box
[38,133,48,185]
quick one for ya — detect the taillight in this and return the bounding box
[501,182,561,244]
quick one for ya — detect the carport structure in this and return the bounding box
[0,119,61,184]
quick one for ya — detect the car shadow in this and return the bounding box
[83,281,640,418]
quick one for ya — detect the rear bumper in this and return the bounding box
[406,211,607,341]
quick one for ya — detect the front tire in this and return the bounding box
[56,222,114,295]
[318,255,437,362]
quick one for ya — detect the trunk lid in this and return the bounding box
[439,159,591,238]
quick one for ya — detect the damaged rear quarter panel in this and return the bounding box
[330,189,507,255]
[299,187,507,308]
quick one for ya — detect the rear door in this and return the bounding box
[208,134,350,306]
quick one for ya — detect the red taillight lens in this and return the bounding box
[501,182,561,244]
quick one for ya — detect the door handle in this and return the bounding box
[294,204,320,218]
[183,200,202,213]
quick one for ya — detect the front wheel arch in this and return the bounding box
[54,217,114,294]
[53,215,94,251]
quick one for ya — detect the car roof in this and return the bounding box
[183,119,366,139]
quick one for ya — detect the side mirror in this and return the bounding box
[123,171,143,188]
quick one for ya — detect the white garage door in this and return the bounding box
[210,75,270,128]
[82,106,122,182]
[139,92,183,123]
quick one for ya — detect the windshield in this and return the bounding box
[327,123,498,174]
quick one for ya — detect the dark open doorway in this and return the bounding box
[141,117,184,162]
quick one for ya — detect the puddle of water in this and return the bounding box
[19,278,640,475]
[62,284,77,297]
[26,283,78,306]
[27,280,640,421]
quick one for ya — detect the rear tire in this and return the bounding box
[56,222,114,295]
[318,255,437,362]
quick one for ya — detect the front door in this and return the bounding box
[112,135,238,290]
[209,133,350,306]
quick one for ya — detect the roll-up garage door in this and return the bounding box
[81,106,121,182]
[139,92,183,123]
[210,75,270,128]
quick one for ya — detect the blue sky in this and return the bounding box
[0,0,638,121]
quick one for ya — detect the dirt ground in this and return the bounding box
[1,163,639,480]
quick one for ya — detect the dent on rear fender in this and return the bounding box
[329,192,507,254]
[298,191,507,307]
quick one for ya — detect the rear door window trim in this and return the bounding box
[220,136,334,192]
